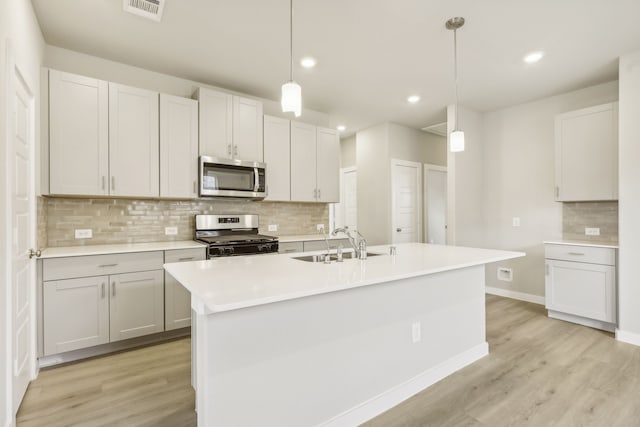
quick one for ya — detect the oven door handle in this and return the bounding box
[254,167,259,192]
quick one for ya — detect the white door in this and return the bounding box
[424,165,447,244]
[335,167,357,231]
[233,96,263,162]
[391,159,422,244]
[8,56,36,415]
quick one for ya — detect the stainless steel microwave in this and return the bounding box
[199,156,266,200]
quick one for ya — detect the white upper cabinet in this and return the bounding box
[233,96,264,162]
[555,102,618,201]
[160,94,199,198]
[195,87,264,162]
[290,121,317,202]
[195,87,233,159]
[109,83,160,198]
[316,127,340,203]
[49,70,109,196]
[263,115,291,201]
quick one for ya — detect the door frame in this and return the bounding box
[4,39,38,421]
[332,166,357,232]
[423,164,448,244]
[390,159,422,244]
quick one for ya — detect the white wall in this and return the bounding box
[0,0,45,424]
[618,51,640,342]
[421,132,447,167]
[481,81,618,298]
[340,135,356,168]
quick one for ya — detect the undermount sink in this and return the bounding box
[293,252,382,263]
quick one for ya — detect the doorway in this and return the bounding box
[333,166,357,233]
[424,164,447,244]
[391,159,422,244]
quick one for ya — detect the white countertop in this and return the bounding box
[278,234,349,243]
[164,242,525,314]
[40,240,207,258]
[543,240,618,249]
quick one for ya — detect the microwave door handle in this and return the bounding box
[254,168,259,192]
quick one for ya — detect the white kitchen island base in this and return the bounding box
[191,264,488,427]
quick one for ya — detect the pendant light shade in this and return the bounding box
[281,0,302,117]
[281,81,301,117]
[446,17,465,152]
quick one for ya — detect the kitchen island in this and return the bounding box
[164,242,524,427]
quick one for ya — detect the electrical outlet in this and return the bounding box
[316,224,325,232]
[411,322,421,343]
[268,224,278,232]
[585,227,600,236]
[75,229,92,239]
[497,267,513,282]
[512,217,521,227]
[165,226,178,236]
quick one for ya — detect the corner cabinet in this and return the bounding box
[165,248,206,330]
[195,87,263,162]
[160,94,199,198]
[544,243,617,332]
[554,102,618,201]
[290,123,340,202]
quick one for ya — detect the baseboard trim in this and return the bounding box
[548,310,615,332]
[616,329,640,347]
[485,287,545,305]
[318,342,489,427]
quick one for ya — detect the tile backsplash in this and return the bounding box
[562,201,618,242]
[43,197,329,247]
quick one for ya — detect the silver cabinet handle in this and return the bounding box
[227,144,232,156]
[28,248,41,259]
[193,181,197,194]
[318,189,321,199]
[101,176,106,191]
[111,176,115,191]
[234,145,238,156]
[178,257,194,261]
[555,186,559,198]
[568,252,585,256]
[101,282,106,298]
[313,189,317,199]
[98,263,118,268]
[397,228,402,232]
[284,249,296,253]
[112,281,116,297]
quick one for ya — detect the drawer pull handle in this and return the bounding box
[568,252,585,256]
[101,282,106,298]
[284,249,296,253]
[178,257,194,261]
[99,263,118,268]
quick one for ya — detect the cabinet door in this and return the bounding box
[290,121,317,202]
[545,260,616,322]
[160,94,199,198]
[316,127,340,202]
[49,70,109,196]
[233,96,264,162]
[109,83,159,197]
[196,88,233,158]
[43,276,109,356]
[110,270,164,342]
[263,115,291,201]
[164,248,205,331]
[555,102,618,201]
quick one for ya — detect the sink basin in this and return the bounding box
[292,252,382,263]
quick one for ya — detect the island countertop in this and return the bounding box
[164,242,525,314]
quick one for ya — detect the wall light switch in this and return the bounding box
[585,227,600,236]
[512,217,521,227]
[268,224,278,232]
[75,229,92,239]
[165,226,178,236]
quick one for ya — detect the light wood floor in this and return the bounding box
[17,295,640,426]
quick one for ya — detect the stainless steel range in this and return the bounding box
[194,214,279,258]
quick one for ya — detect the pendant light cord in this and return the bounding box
[453,27,459,131]
[289,0,293,82]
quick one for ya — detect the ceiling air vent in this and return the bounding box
[123,0,165,22]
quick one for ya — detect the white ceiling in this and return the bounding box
[31,0,640,135]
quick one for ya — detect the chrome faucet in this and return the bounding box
[319,227,332,263]
[332,227,367,259]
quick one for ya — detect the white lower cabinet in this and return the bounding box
[43,276,110,356]
[109,270,164,342]
[165,248,206,330]
[544,243,617,330]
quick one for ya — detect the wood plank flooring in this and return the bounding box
[17,295,640,426]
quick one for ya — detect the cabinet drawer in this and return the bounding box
[278,242,304,254]
[303,239,351,252]
[165,248,206,263]
[43,251,164,281]
[544,244,615,265]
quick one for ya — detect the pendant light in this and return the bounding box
[446,17,465,152]
[281,0,301,117]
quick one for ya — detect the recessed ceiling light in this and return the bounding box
[337,125,346,132]
[523,51,544,64]
[407,95,421,104]
[301,57,317,68]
